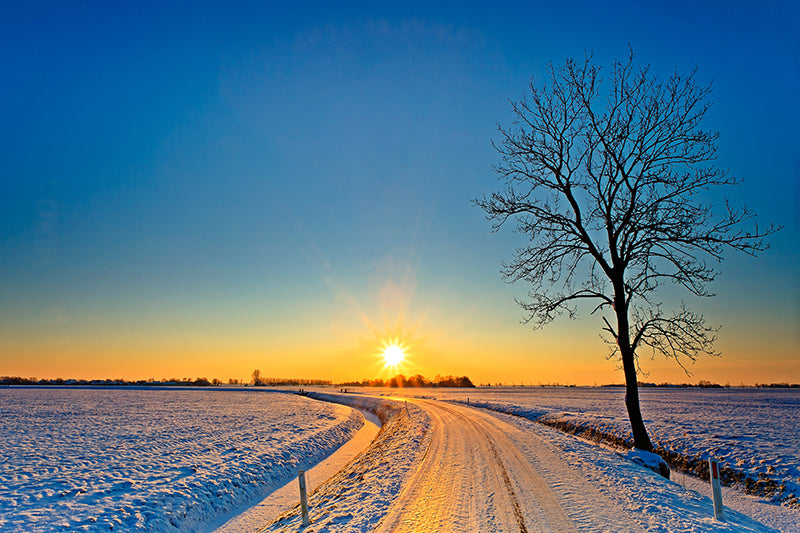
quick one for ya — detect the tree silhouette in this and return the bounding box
[476,51,777,451]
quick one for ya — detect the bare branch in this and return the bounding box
[631,304,720,370]
[476,50,779,355]
[475,50,780,451]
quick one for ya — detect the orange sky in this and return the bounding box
[2,271,797,386]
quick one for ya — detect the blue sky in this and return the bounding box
[1,1,798,383]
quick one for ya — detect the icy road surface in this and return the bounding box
[374,399,641,532]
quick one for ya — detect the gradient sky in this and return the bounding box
[1,1,798,385]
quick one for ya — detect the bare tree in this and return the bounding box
[475,52,777,451]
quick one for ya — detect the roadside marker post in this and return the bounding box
[298,470,311,526]
[708,458,725,521]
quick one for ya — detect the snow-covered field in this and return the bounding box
[3,386,798,532]
[0,387,362,532]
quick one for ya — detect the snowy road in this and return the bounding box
[375,399,643,533]
[261,393,780,532]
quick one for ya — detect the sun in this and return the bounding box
[382,344,406,367]
[374,331,414,374]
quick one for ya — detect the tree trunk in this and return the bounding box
[615,290,654,451]
[620,344,653,451]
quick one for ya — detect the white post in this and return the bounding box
[708,458,725,521]
[298,470,311,526]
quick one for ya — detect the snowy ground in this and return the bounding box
[259,393,430,532]
[0,387,362,532]
[2,386,797,532]
[258,392,786,532]
[360,387,800,532]
[211,408,381,533]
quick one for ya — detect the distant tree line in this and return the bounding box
[249,369,331,387]
[251,377,332,386]
[5,375,794,389]
[0,374,335,388]
[606,381,800,388]
[337,374,475,388]
[0,376,223,386]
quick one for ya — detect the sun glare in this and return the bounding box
[382,344,406,367]
[375,331,414,374]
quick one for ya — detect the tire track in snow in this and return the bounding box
[465,404,645,533]
[375,399,580,532]
[434,401,578,533]
[482,431,529,532]
[374,401,478,531]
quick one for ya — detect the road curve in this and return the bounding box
[374,399,642,533]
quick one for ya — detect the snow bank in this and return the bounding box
[0,388,363,532]
[626,448,671,479]
[303,391,401,424]
[259,393,432,532]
